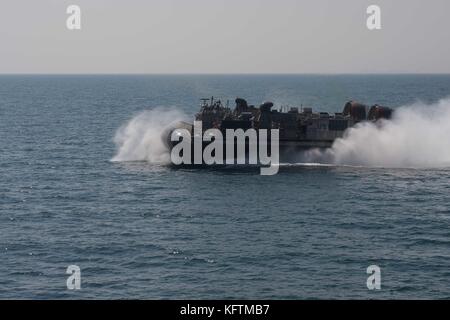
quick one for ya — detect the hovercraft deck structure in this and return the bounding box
[164,97,393,161]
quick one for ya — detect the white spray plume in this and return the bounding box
[112,99,450,168]
[305,98,450,168]
[111,108,187,163]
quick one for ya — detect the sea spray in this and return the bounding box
[113,98,450,168]
[304,98,450,168]
[111,108,187,163]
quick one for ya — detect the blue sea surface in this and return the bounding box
[1,74,450,299]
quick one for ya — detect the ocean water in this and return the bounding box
[1,74,450,299]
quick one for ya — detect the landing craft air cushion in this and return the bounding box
[163,97,393,163]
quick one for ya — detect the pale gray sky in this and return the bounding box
[1,0,449,73]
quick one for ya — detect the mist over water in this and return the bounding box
[111,108,186,163]
[304,98,450,168]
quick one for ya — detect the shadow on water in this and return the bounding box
[111,159,450,180]
[112,160,361,175]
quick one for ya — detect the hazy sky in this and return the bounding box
[1,0,449,73]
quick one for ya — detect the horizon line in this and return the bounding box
[1,72,450,76]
